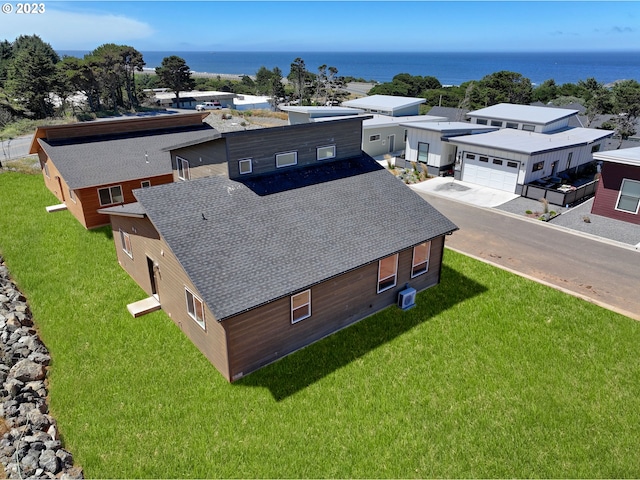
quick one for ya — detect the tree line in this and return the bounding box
[1,35,639,144]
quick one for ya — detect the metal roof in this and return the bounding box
[39,126,220,189]
[402,121,499,134]
[448,127,614,155]
[342,95,426,111]
[468,103,579,125]
[593,146,640,167]
[133,155,457,321]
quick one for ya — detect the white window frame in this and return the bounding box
[615,178,640,214]
[411,242,431,278]
[177,156,190,180]
[98,185,123,206]
[369,134,381,142]
[476,119,488,125]
[141,180,151,188]
[491,120,503,127]
[119,229,133,259]
[69,188,77,203]
[238,158,252,174]
[291,289,311,324]
[316,145,336,161]
[185,287,205,329]
[522,124,535,132]
[377,254,398,293]
[276,151,297,168]
[532,161,544,172]
[506,122,518,129]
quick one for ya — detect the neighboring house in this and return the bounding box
[29,113,219,229]
[99,118,458,381]
[426,106,470,123]
[403,122,499,176]
[342,95,426,117]
[467,103,580,133]
[279,105,446,158]
[448,127,614,193]
[153,90,237,109]
[591,147,640,225]
[233,94,272,111]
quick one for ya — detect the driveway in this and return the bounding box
[411,179,640,321]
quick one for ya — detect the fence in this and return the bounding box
[521,179,599,206]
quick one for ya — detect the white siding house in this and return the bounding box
[403,122,499,176]
[342,95,426,117]
[467,103,580,133]
[449,127,614,193]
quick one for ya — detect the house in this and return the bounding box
[467,103,580,133]
[153,90,237,109]
[342,94,426,117]
[99,118,458,381]
[402,121,499,176]
[447,127,614,193]
[591,147,640,224]
[29,113,219,229]
[278,105,446,158]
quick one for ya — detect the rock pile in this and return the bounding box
[0,257,83,479]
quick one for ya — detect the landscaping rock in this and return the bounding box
[0,256,83,479]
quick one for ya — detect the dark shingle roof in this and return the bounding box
[134,156,458,321]
[39,125,220,189]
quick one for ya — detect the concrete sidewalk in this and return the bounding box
[411,176,640,248]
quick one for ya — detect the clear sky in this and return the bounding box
[1,1,639,53]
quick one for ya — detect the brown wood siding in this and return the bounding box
[224,236,445,381]
[77,174,174,229]
[40,113,209,142]
[591,162,640,225]
[226,118,364,178]
[39,155,64,203]
[110,215,231,380]
[171,139,229,181]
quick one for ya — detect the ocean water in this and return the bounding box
[58,50,640,86]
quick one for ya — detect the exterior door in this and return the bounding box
[55,176,65,201]
[147,256,158,298]
[388,135,395,153]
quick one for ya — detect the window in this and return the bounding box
[532,161,544,172]
[412,242,431,277]
[120,229,133,258]
[43,161,50,178]
[177,156,190,180]
[591,144,601,153]
[493,159,503,166]
[69,189,77,203]
[98,185,123,206]
[476,119,488,125]
[141,180,151,188]
[404,129,408,142]
[567,152,573,169]
[377,254,398,293]
[506,122,518,129]
[185,288,205,329]
[238,158,252,174]
[522,124,535,132]
[507,161,518,168]
[417,142,429,163]
[491,120,503,127]
[316,145,336,161]
[616,179,640,214]
[479,156,489,163]
[369,134,381,142]
[291,290,311,323]
[465,153,476,160]
[276,151,297,168]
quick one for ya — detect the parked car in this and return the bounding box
[196,101,222,111]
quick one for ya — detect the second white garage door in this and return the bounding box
[462,154,520,192]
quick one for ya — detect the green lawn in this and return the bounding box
[1,171,639,478]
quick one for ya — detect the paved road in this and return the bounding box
[1,135,32,162]
[417,192,640,321]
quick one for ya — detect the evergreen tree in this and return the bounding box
[155,55,195,104]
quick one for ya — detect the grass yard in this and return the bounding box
[1,171,639,478]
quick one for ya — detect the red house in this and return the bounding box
[29,113,218,229]
[591,147,640,225]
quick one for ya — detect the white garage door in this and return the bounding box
[462,154,519,192]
